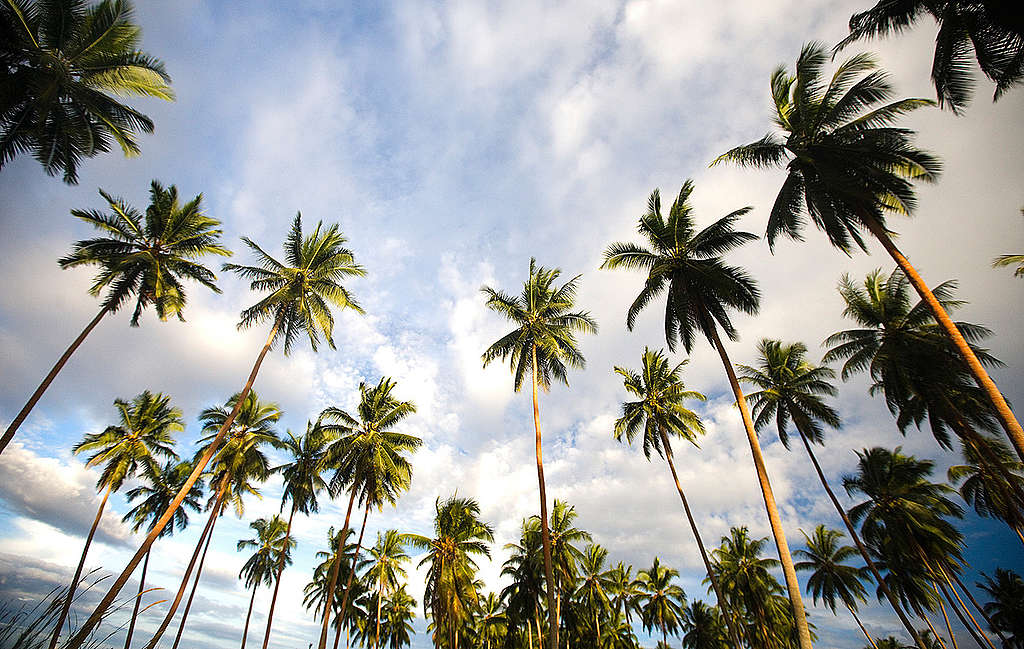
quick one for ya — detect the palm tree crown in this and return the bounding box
[122,460,203,536]
[238,516,294,590]
[794,525,869,614]
[636,557,686,643]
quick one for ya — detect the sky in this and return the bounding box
[1,1,1022,648]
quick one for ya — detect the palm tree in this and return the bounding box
[382,585,417,649]
[0,0,174,183]
[575,544,613,645]
[54,391,181,649]
[681,601,728,649]
[739,338,924,646]
[835,1,1022,112]
[614,347,743,648]
[405,495,494,649]
[977,569,1024,647]
[636,557,686,648]
[261,419,335,649]
[318,378,420,649]
[481,257,597,649]
[607,562,641,627]
[500,519,546,648]
[237,516,293,649]
[948,434,1024,544]
[366,530,410,649]
[542,499,590,636]
[795,526,875,648]
[0,180,228,457]
[68,213,364,648]
[602,179,813,649]
[712,43,1022,461]
[304,526,366,649]
[120,460,203,649]
[475,592,506,649]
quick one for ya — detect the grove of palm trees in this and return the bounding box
[0,1,1021,649]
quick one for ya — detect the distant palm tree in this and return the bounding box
[575,544,613,645]
[713,42,1022,461]
[68,213,364,648]
[475,592,506,649]
[120,460,203,649]
[500,519,546,646]
[542,499,590,635]
[795,526,875,648]
[712,526,790,649]
[636,557,686,648]
[237,516,293,649]
[992,210,1024,277]
[366,530,410,649]
[681,601,728,649]
[603,179,813,649]
[381,585,417,649]
[977,569,1024,647]
[482,257,597,649]
[1,181,228,457]
[948,434,1024,544]
[607,562,641,627]
[0,0,174,183]
[53,391,181,649]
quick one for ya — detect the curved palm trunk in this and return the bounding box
[261,505,297,649]
[707,325,813,649]
[861,215,1024,461]
[240,584,258,649]
[336,502,372,636]
[318,488,358,649]
[66,311,285,649]
[947,568,1008,643]
[1,305,110,457]
[660,429,743,649]
[124,549,151,649]
[531,346,559,649]
[145,485,226,649]
[795,429,928,649]
[48,484,111,649]
[170,514,219,649]
[848,606,877,649]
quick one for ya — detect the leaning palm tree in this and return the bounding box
[948,434,1024,544]
[614,347,743,648]
[68,213,364,649]
[795,526,876,648]
[500,519,546,646]
[602,179,813,649]
[54,391,182,649]
[636,557,686,648]
[365,530,410,649]
[712,43,1022,461]
[120,459,203,649]
[481,257,597,649]
[0,0,174,183]
[237,516,293,649]
[1,181,228,457]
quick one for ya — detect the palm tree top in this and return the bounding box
[122,459,203,537]
[58,180,231,325]
[601,179,759,352]
[223,212,365,354]
[794,525,869,614]
[712,42,941,253]
[481,257,598,392]
[238,515,293,589]
[274,419,336,516]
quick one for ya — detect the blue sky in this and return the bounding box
[1,1,1023,648]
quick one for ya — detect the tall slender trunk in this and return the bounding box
[947,568,1007,643]
[707,325,813,649]
[848,606,877,649]
[375,577,383,649]
[531,346,559,649]
[319,488,358,649]
[261,505,296,649]
[170,504,220,649]
[660,429,743,649]
[124,550,151,649]
[535,607,543,649]
[796,429,928,649]
[932,566,996,649]
[240,584,258,649]
[527,615,533,649]
[936,597,960,649]
[335,502,371,636]
[1,305,110,456]
[334,616,344,649]
[66,311,285,649]
[923,613,951,649]
[48,484,111,649]
[861,214,1024,460]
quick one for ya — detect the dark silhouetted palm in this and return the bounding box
[977,569,1024,646]
[681,601,728,649]
[948,434,1024,545]
[636,557,686,648]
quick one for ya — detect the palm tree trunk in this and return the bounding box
[335,617,344,649]
[319,488,358,649]
[861,214,1024,461]
[261,505,296,649]
[795,429,929,649]
[375,579,383,649]
[937,597,960,649]
[124,549,151,649]
[146,486,226,649]
[944,567,1008,645]
[170,512,218,649]
[660,429,744,649]
[848,606,877,649]
[336,502,371,636]
[66,311,285,649]
[48,484,111,649]
[240,584,258,649]
[932,568,996,649]
[923,613,951,649]
[1016,526,1024,547]
[1,304,110,457]
[707,324,813,649]
[527,615,533,649]
[531,346,559,649]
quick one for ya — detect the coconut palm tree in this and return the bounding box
[237,516,293,649]
[575,544,613,645]
[304,526,367,649]
[602,179,813,649]
[948,435,1024,544]
[614,347,743,648]
[365,530,410,649]
[712,43,1022,461]
[500,519,546,647]
[0,0,174,183]
[382,585,417,649]
[52,391,181,649]
[481,257,597,649]
[68,213,364,648]
[681,601,729,649]
[541,499,590,636]
[835,1,1022,112]
[607,562,641,628]
[977,569,1024,646]
[795,526,875,648]
[317,379,420,649]
[405,495,494,649]
[475,592,506,649]
[1,181,228,457]
[261,419,336,649]
[636,557,686,648]
[120,459,203,649]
